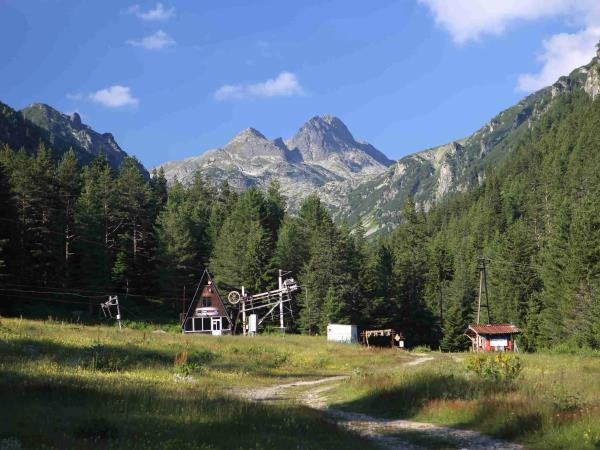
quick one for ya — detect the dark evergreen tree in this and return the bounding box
[74,156,116,292]
[388,198,437,347]
[112,157,153,293]
[56,149,80,285]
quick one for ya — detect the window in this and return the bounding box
[193,318,202,331]
[201,296,212,307]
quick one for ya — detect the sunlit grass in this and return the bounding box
[326,352,600,449]
[5,318,597,449]
[0,318,393,450]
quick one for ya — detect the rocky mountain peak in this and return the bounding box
[285,115,393,167]
[287,115,361,162]
[305,115,354,141]
[156,114,394,212]
[70,112,82,129]
[235,127,267,140]
[223,127,288,160]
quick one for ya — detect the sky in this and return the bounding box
[1,0,600,168]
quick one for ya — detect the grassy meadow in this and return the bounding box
[0,317,398,450]
[327,353,600,449]
[1,318,599,449]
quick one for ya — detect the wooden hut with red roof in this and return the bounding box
[465,324,522,353]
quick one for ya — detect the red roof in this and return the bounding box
[467,324,522,335]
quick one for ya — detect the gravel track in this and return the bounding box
[235,356,523,450]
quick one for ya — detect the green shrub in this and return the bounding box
[239,345,289,369]
[173,349,217,376]
[546,384,583,412]
[87,344,127,372]
[191,348,217,364]
[121,320,181,333]
[464,353,523,383]
[543,341,600,356]
[411,345,432,353]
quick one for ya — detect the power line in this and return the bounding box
[0,292,92,306]
[481,259,540,277]
[0,287,103,299]
[0,216,207,275]
[0,282,191,305]
[0,281,192,302]
[483,256,542,271]
[0,292,176,323]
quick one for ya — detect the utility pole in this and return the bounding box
[115,296,122,330]
[476,258,492,325]
[439,287,444,330]
[241,286,246,336]
[182,285,186,323]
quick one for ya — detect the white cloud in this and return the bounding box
[126,30,175,50]
[214,72,304,101]
[518,27,600,91]
[89,86,139,108]
[128,3,175,21]
[418,0,600,92]
[418,0,578,44]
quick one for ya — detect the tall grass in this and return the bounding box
[329,353,600,449]
[6,318,596,448]
[0,318,400,449]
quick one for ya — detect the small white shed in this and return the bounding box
[327,324,358,344]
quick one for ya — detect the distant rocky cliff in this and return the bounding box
[157,115,393,211]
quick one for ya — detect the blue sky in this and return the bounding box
[1,1,599,168]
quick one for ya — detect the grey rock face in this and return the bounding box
[286,115,393,167]
[157,115,393,211]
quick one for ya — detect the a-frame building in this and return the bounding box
[181,270,233,335]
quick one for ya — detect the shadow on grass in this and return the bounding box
[0,369,376,450]
[2,337,177,371]
[1,335,341,389]
[331,372,544,442]
[334,373,478,418]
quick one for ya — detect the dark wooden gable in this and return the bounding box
[183,270,232,327]
[195,282,228,318]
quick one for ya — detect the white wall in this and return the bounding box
[327,324,358,343]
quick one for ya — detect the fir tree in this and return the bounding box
[56,149,80,284]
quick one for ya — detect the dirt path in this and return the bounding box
[236,356,523,450]
[405,356,434,366]
[238,375,349,401]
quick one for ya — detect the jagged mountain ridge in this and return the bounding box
[157,115,394,211]
[337,47,600,237]
[20,103,146,175]
[0,100,146,175]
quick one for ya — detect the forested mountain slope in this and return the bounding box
[0,101,146,175]
[399,87,600,351]
[341,47,600,236]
